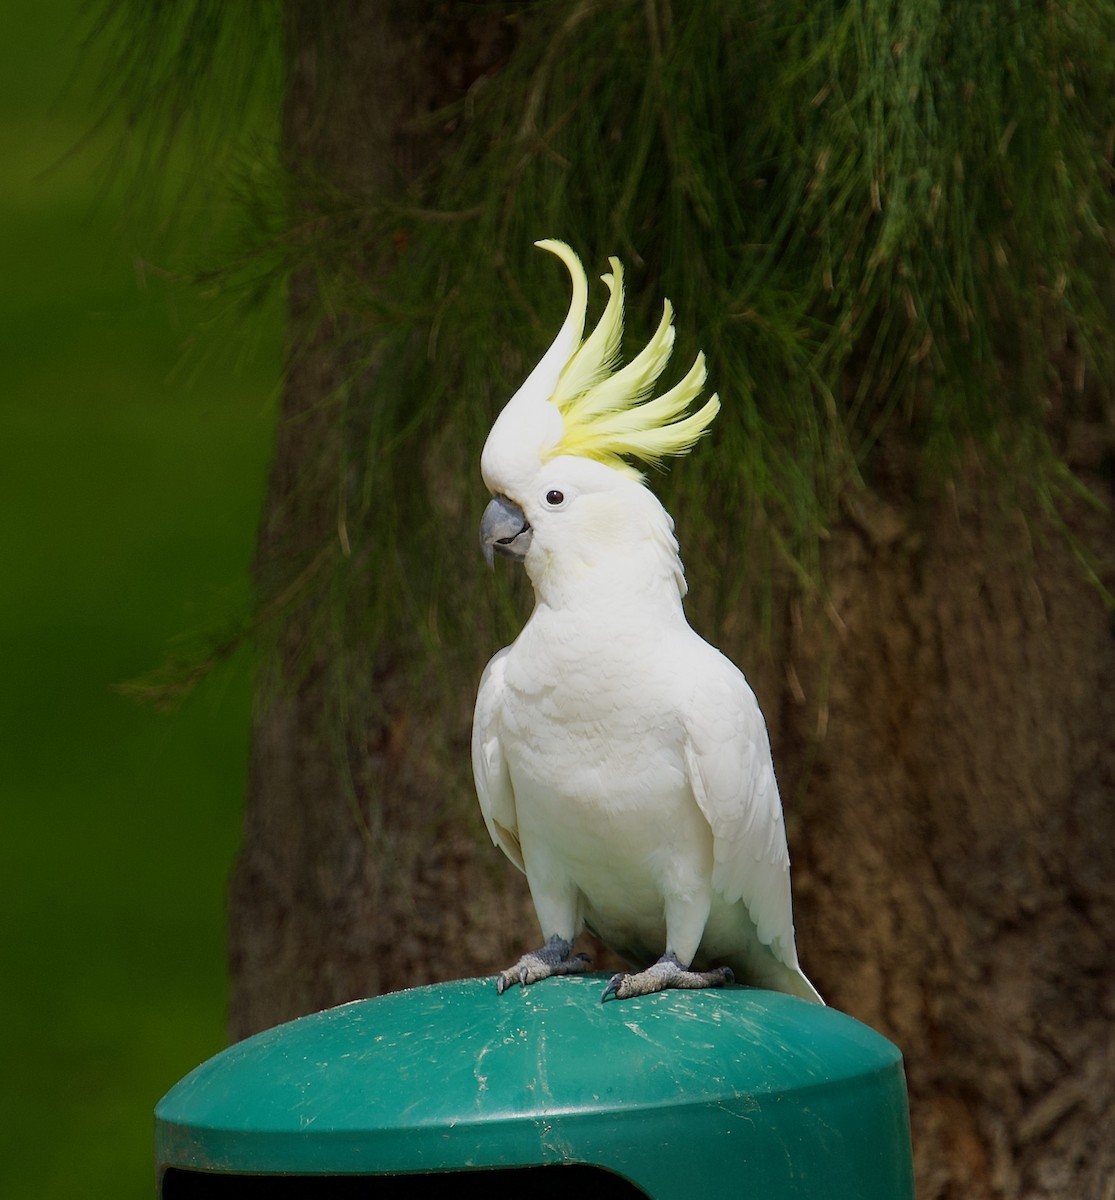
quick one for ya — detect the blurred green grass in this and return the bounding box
[0,4,279,1195]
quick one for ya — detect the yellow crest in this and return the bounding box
[536,240,720,480]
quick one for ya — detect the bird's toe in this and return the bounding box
[599,954,734,1002]
[493,935,590,994]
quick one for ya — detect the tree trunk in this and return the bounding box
[227,0,537,1039]
[228,5,1115,1197]
[775,445,1115,1199]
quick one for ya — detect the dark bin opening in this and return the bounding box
[161,1163,651,1198]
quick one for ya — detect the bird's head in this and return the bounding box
[479,241,719,600]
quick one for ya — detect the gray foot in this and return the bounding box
[496,934,591,994]
[602,952,734,1002]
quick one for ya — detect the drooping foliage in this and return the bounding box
[104,0,1115,665]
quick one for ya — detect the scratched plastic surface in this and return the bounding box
[155,975,914,1198]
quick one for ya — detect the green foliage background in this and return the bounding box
[90,0,1115,709]
[0,2,278,1195]
[205,0,1115,672]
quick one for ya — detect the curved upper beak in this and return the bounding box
[480,494,532,568]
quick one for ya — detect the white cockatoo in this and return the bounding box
[472,240,821,1004]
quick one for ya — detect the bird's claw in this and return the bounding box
[601,973,625,1003]
[494,935,591,994]
[600,954,735,1002]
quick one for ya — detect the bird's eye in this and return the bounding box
[545,489,565,507]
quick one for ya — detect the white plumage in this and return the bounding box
[472,241,820,1003]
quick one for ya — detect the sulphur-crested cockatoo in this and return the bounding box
[473,240,821,1004]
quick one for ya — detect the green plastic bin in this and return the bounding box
[155,975,914,1197]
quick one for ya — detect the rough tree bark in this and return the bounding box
[777,445,1115,1199]
[229,5,1115,1197]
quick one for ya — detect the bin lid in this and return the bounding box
[156,975,913,1198]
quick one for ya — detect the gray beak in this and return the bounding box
[480,494,532,568]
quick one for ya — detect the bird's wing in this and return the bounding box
[472,648,525,873]
[682,647,801,971]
